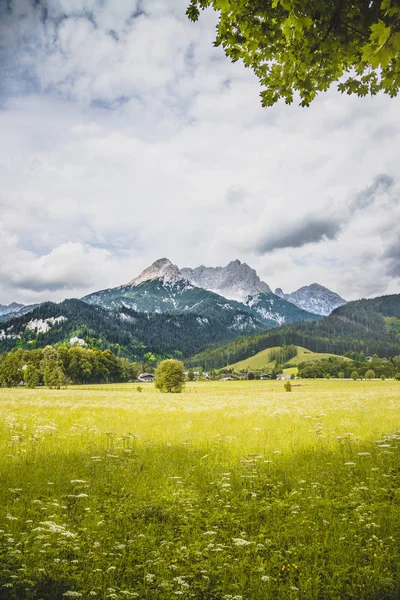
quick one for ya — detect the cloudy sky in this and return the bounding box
[0,0,399,305]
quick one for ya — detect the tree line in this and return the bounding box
[298,355,400,379]
[0,346,140,388]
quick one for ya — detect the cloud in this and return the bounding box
[349,174,395,212]
[385,237,400,278]
[256,217,342,254]
[0,0,399,304]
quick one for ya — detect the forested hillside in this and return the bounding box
[187,294,400,369]
[0,299,261,361]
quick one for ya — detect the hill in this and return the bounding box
[186,293,400,369]
[0,299,266,361]
[228,345,345,371]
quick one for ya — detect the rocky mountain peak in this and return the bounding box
[127,258,186,287]
[182,259,272,303]
[275,284,346,316]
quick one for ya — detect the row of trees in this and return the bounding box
[0,346,140,388]
[298,355,400,379]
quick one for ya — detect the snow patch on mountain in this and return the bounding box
[275,284,346,316]
[182,259,271,303]
[26,316,67,333]
[0,329,20,340]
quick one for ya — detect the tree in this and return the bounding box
[43,364,64,389]
[395,372,400,380]
[155,359,186,393]
[247,372,255,380]
[351,371,359,380]
[24,364,40,388]
[187,369,195,381]
[365,369,376,380]
[187,0,400,107]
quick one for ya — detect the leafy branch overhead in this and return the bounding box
[187,0,400,106]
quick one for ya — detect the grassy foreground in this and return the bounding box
[0,380,399,600]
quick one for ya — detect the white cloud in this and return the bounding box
[0,0,399,304]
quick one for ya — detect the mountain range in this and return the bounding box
[83,258,333,327]
[0,257,352,360]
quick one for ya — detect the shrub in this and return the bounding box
[351,371,359,380]
[247,372,255,380]
[284,381,292,392]
[365,369,375,380]
[338,371,345,379]
[155,359,185,393]
[395,373,400,381]
[137,386,143,393]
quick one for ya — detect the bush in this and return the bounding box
[137,386,143,393]
[395,373,400,381]
[351,371,359,380]
[284,381,292,392]
[155,359,185,393]
[365,369,375,380]
[247,372,255,380]
[338,371,345,379]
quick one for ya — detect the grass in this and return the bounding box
[227,345,345,371]
[0,380,399,599]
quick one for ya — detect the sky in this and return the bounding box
[0,0,399,305]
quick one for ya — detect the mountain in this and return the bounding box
[0,302,25,315]
[0,298,263,359]
[83,258,320,330]
[275,283,346,316]
[186,293,400,369]
[83,258,266,334]
[0,302,40,323]
[182,259,272,303]
[182,259,322,324]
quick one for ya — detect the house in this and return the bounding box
[260,373,274,380]
[277,373,292,380]
[138,373,155,383]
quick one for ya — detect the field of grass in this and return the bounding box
[0,380,399,599]
[227,345,344,371]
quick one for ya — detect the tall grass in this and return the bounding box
[0,380,399,599]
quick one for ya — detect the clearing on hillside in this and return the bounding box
[227,345,346,371]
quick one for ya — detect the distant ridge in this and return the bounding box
[275,283,346,316]
[186,293,400,369]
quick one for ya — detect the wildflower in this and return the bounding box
[232,538,253,546]
[62,593,82,599]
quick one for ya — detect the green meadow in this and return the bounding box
[0,380,399,599]
[227,346,347,372]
